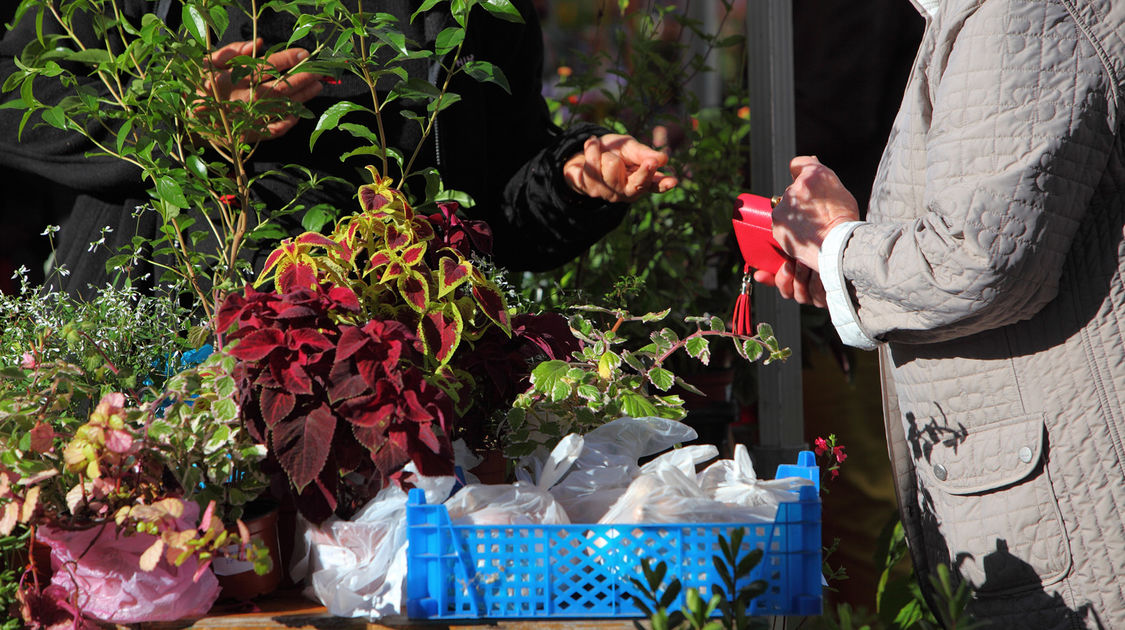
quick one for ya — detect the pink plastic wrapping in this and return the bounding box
[37,502,220,624]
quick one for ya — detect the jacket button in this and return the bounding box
[933,464,948,481]
[1018,447,1033,464]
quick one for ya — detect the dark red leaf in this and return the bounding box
[328,286,361,312]
[280,362,313,395]
[418,309,461,364]
[399,272,428,312]
[335,326,369,362]
[278,261,318,293]
[288,328,334,352]
[359,186,389,212]
[229,328,285,361]
[259,388,295,427]
[272,403,336,492]
[472,283,510,332]
[328,373,369,403]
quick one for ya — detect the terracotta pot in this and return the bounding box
[214,504,283,601]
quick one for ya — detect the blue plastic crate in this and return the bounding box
[405,451,822,620]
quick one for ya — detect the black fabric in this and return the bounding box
[0,0,626,294]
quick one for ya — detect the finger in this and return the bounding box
[809,273,827,309]
[615,136,669,168]
[265,47,310,72]
[774,261,796,301]
[264,115,299,140]
[788,155,820,179]
[793,263,813,304]
[753,270,778,287]
[624,160,655,197]
[653,173,678,193]
[260,72,324,102]
[600,151,628,199]
[209,39,261,69]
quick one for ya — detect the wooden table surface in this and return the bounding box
[140,590,644,630]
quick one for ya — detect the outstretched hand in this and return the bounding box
[563,134,678,203]
[198,39,324,141]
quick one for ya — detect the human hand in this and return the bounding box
[754,261,826,308]
[771,156,859,271]
[562,134,678,203]
[198,39,324,141]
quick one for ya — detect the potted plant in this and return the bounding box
[0,278,271,626]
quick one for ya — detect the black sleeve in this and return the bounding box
[0,3,145,196]
[447,0,629,272]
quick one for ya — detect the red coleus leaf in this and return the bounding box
[277,261,318,293]
[399,271,429,313]
[436,256,471,298]
[400,242,427,266]
[368,250,393,271]
[380,260,405,284]
[384,224,409,250]
[369,437,411,477]
[472,282,511,333]
[280,362,314,396]
[358,185,390,212]
[335,326,370,363]
[259,388,296,427]
[416,421,444,455]
[288,328,334,352]
[412,217,435,242]
[418,307,462,365]
[339,386,396,429]
[295,232,340,249]
[272,403,336,493]
[230,328,285,361]
[328,286,361,313]
[328,373,369,404]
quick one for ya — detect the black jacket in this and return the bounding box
[0,1,626,293]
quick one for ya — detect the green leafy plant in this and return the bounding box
[627,528,768,630]
[5,0,521,328]
[503,305,788,457]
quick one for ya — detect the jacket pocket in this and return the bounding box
[913,413,1070,594]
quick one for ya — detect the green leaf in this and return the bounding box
[310,101,372,151]
[182,4,207,45]
[186,154,207,179]
[529,360,571,402]
[461,60,510,93]
[65,49,112,65]
[647,366,673,391]
[155,176,189,209]
[115,118,133,153]
[479,0,524,22]
[620,391,659,418]
[685,335,710,364]
[435,27,465,55]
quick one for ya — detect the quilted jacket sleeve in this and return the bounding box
[840,0,1121,344]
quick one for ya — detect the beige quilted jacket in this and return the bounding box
[840,0,1125,626]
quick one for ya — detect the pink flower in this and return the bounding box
[833,445,847,464]
[20,352,36,369]
[814,437,828,456]
[830,469,840,480]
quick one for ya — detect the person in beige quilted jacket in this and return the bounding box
[760,0,1125,626]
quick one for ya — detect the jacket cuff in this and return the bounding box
[819,221,880,350]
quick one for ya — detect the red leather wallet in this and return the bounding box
[731,193,790,274]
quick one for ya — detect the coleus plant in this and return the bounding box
[217,282,457,523]
[220,171,582,520]
[255,167,511,369]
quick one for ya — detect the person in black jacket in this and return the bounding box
[0,0,675,294]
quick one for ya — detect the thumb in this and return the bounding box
[788,155,820,179]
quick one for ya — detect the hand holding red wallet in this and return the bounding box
[731,193,791,275]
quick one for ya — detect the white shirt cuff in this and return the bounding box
[818,221,879,350]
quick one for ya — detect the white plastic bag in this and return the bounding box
[550,416,698,523]
[697,443,812,511]
[599,449,778,525]
[296,465,457,619]
[444,434,582,525]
